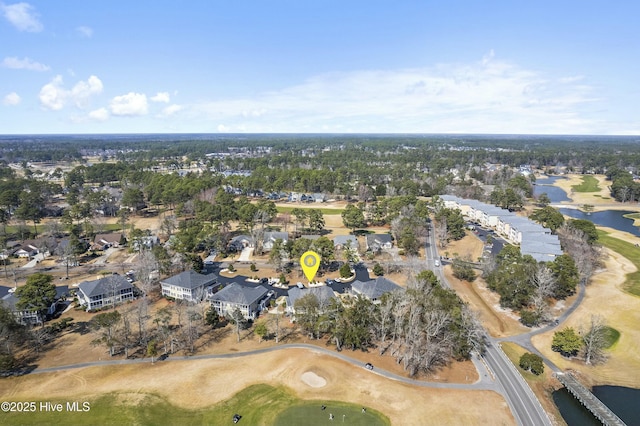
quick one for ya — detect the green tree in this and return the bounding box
[452,258,476,282]
[519,352,544,375]
[311,236,334,268]
[341,204,366,233]
[15,273,56,327]
[551,327,583,357]
[204,307,220,328]
[91,310,122,356]
[550,254,579,298]
[147,340,159,363]
[372,263,384,276]
[537,193,551,207]
[254,322,268,342]
[15,191,45,236]
[307,209,325,233]
[568,219,598,244]
[530,206,565,231]
[122,188,145,215]
[339,262,352,279]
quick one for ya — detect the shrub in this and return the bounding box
[227,263,235,272]
[372,263,384,276]
[519,310,541,327]
[250,263,257,272]
[452,259,476,282]
[339,263,352,279]
[519,352,544,375]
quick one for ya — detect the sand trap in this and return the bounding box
[301,371,327,388]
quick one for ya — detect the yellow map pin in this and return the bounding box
[300,250,321,283]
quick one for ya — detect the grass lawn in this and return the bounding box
[572,175,600,192]
[602,326,621,349]
[1,384,389,426]
[597,230,640,297]
[276,205,343,215]
[274,403,389,426]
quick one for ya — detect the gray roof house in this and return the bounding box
[1,286,68,325]
[263,231,288,251]
[333,235,358,250]
[366,234,393,251]
[77,275,134,311]
[229,235,254,251]
[160,269,217,302]
[351,277,403,303]
[210,282,269,320]
[286,285,336,317]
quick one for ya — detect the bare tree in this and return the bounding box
[581,315,608,365]
[530,264,556,322]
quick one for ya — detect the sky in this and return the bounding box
[1,0,639,135]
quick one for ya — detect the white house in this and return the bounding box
[160,269,217,302]
[77,275,135,311]
[210,283,269,320]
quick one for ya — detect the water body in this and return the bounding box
[533,176,571,203]
[559,208,640,237]
[553,385,640,425]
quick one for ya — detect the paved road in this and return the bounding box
[29,343,497,391]
[426,223,552,426]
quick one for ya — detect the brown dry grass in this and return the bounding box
[531,248,640,388]
[0,349,512,425]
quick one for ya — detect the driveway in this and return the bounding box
[238,247,253,262]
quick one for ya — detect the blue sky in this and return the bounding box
[1,1,638,135]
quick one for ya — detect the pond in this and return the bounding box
[553,385,640,425]
[559,208,640,237]
[533,176,571,203]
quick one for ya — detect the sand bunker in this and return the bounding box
[301,371,327,388]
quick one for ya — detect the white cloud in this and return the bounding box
[151,92,170,103]
[76,25,93,38]
[3,91,20,105]
[88,107,109,121]
[159,104,183,117]
[2,56,49,71]
[217,124,229,132]
[39,75,103,110]
[1,2,42,32]
[109,92,148,116]
[192,54,602,134]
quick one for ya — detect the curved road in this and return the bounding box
[426,223,552,426]
[30,343,498,391]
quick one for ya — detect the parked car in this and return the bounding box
[365,363,374,370]
[434,260,440,267]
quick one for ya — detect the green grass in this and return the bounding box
[275,403,388,426]
[1,384,388,426]
[601,326,621,349]
[572,175,600,192]
[597,230,640,296]
[276,205,344,215]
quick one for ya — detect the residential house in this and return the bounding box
[351,277,403,303]
[366,234,393,251]
[160,269,217,302]
[92,233,124,250]
[132,235,160,252]
[286,285,336,317]
[76,275,135,311]
[1,286,68,325]
[333,235,358,250]
[228,235,254,252]
[263,231,288,251]
[311,193,326,203]
[210,282,269,320]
